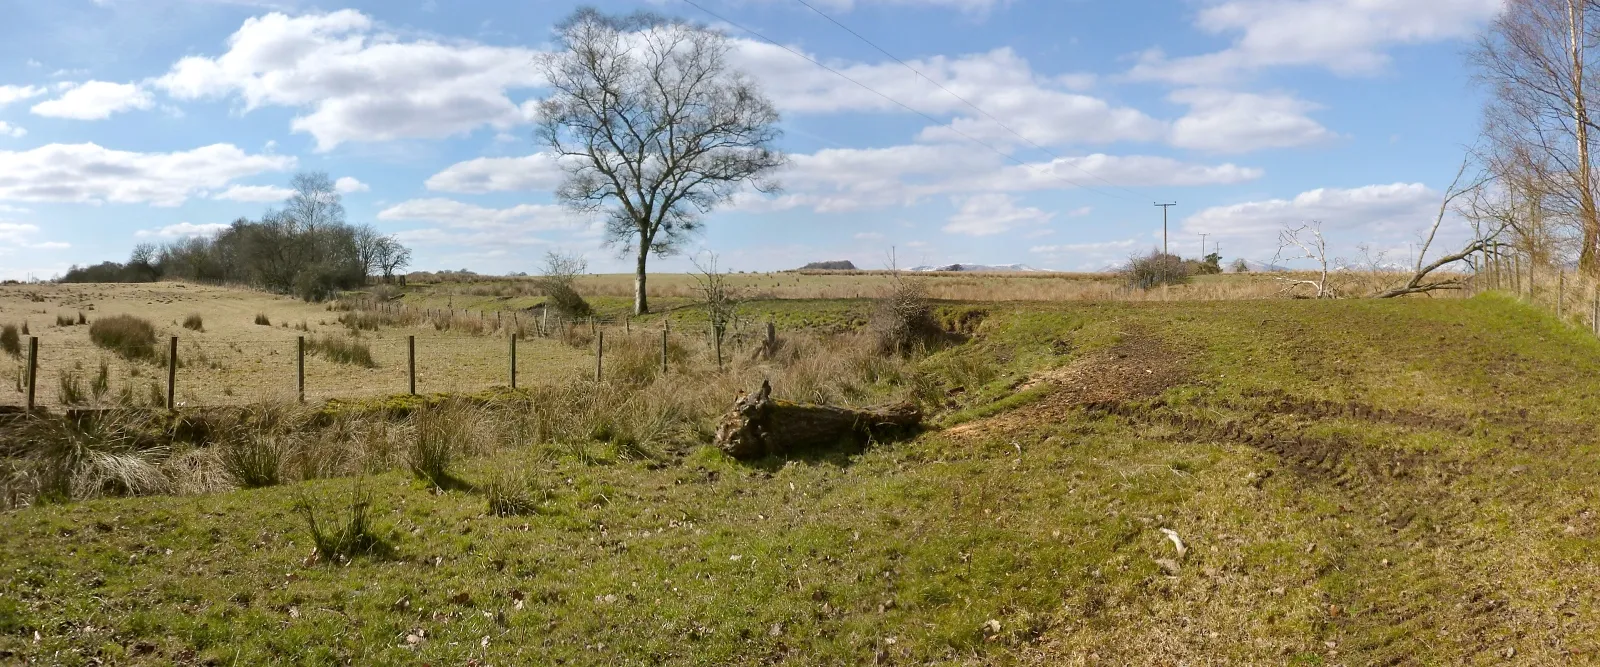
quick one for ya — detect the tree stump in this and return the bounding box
[715,380,921,460]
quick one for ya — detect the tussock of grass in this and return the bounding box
[307,335,376,368]
[55,367,85,405]
[292,486,388,564]
[89,314,158,362]
[182,313,204,331]
[253,313,271,326]
[54,313,76,327]
[3,409,170,505]
[0,324,18,358]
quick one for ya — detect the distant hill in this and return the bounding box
[797,260,858,270]
[907,263,1044,273]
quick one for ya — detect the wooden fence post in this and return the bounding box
[661,328,669,375]
[509,334,518,390]
[24,336,37,413]
[166,336,178,411]
[766,321,776,353]
[595,330,604,382]
[407,335,417,396]
[297,335,305,403]
[1558,271,1566,320]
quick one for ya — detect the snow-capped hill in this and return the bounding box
[906,263,1044,273]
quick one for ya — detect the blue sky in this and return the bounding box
[0,0,1501,279]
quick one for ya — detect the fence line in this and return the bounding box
[4,315,771,412]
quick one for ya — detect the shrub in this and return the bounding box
[1122,251,1191,290]
[182,313,204,331]
[89,315,158,362]
[254,313,271,326]
[78,312,87,325]
[1231,258,1250,273]
[868,276,944,356]
[307,335,377,368]
[0,325,18,358]
[91,359,110,403]
[293,487,388,564]
[536,251,592,319]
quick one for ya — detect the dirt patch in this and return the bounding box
[945,331,1191,440]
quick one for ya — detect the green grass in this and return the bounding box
[87,314,158,362]
[3,292,1599,663]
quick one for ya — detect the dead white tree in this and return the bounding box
[1374,160,1503,297]
[1273,221,1335,298]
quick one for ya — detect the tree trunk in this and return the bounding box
[715,380,921,460]
[634,243,649,315]
[1570,0,1600,276]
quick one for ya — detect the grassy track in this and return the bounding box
[2,293,1597,664]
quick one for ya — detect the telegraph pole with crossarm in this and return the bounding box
[1155,202,1177,256]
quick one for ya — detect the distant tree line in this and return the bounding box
[61,172,411,301]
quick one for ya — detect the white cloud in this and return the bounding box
[0,143,295,207]
[764,0,1008,11]
[1128,0,1502,84]
[0,222,69,250]
[424,153,564,194]
[155,10,544,150]
[735,143,1262,214]
[30,81,154,120]
[214,184,294,202]
[1184,182,1437,237]
[1066,206,1092,217]
[943,193,1053,236]
[737,44,1163,146]
[378,197,584,231]
[854,232,886,241]
[0,122,24,138]
[1169,89,1335,153]
[135,222,231,239]
[335,176,369,193]
[0,85,46,107]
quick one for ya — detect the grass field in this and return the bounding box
[2,286,1596,664]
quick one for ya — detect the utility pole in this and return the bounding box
[1199,233,1209,257]
[1155,202,1177,256]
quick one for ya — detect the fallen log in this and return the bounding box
[714,380,922,460]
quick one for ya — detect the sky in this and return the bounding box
[0,0,1503,279]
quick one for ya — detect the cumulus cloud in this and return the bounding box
[30,81,155,120]
[0,143,295,206]
[732,143,1262,214]
[135,222,231,239]
[0,85,46,107]
[1182,182,1451,260]
[214,184,294,202]
[942,193,1053,236]
[0,122,24,138]
[739,44,1162,147]
[424,153,565,194]
[1128,0,1502,84]
[155,10,544,150]
[1169,89,1335,153]
[335,176,369,193]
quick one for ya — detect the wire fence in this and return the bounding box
[0,307,774,412]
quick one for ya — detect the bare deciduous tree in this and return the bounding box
[1374,160,1505,297]
[1274,222,1335,298]
[536,8,786,315]
[1476,0,1600,274]
[374,236,411,284]
[691,252,740,368]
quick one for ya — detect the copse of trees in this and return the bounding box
[61,172,411,301]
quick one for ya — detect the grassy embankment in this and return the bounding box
[3,293,1597,664]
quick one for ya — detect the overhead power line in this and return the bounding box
[788,0,1142,198]
[678,0,1123,200]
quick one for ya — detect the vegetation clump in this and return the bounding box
[535,251,592,319]
[1122,250,1192,290]
[307,335,377,368]
[293,487,388,564]
[0,324,18,358]
[182,313,204,331]
[88,315,158,362]
[868,274,944,356]
[254,313,271,326]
